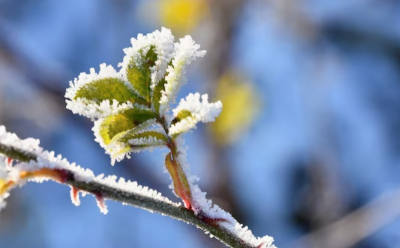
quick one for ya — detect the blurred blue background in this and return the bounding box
[1,0,400,247]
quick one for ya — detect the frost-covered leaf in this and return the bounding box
[74,78,144,105]
[152,60,173,113]
[98,113,135,147]
[169,93,222,137]
[114,130,167,146]
[96,107,157,147]
[152,78,168,113]
[159,36,206,115]
[66,64,146,119]
[126,46,157,103]
[104,129,167,165]
[170,109,192,126]
[119,28,175,99]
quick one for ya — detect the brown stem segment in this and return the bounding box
[165,152,192,209]
[157,116,193,209]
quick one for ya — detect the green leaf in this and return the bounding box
[126,46,157,103]
[106,130,167,162]
[152,60,172,113]
[114,130,168,147]
[98,108,157,146]
[74,77,145,105]
[170,110,193,126]
[152,78,167,113]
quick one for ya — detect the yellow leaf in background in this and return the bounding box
[211,72,261,147]
[159,0,208,34]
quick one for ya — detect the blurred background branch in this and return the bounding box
[292,189,400,248]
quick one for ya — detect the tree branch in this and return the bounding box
[0,142,257,248]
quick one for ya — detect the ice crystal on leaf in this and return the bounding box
[169,93,222,136]
[119,27,175,91]
[159,36,206,115]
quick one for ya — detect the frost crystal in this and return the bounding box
[65,64,132,120]
[0,125,42,155]
[67,99,135,120]
[169,93,222,136]
[119,27,175,89]
[92,118,162,165]
[0,158,10,211]
[128,136,165,147]
[159,36,206,114]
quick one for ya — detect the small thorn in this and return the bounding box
[183,199,191,210]
[95,192,108,214]
[6,158,13,168]
[70,186,80,206]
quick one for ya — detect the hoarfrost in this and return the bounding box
[159,36,206,115]
[169,93,222,136]
[0,157,10,211]
[119,27,175,89]
[92,118,163,165]
[67,98,135,120]
[65,63,133,119]
[0,126,177,214]
[128,136,166,147]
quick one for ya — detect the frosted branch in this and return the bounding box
[0,134,270,248]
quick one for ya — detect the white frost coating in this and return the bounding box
[220,221,276,248]
[0,125,42,155]
[128,136,166,147]
[169,93,222,136]
[0,125,177,214]
[66,63,127,99]
[173,93,222,122]
[0,192,9,211]
[93,175,178,206]
[65,63,136,120]
[91,105,155,149]
[92,118,163,165]
[0,158,11,211]
[173,138,276,248]
[119,27,175,89]
[67,99,135,120]
[159,36,206,115]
